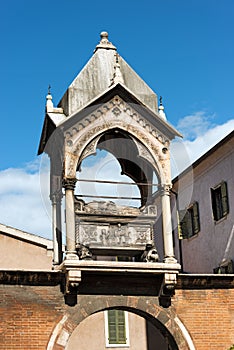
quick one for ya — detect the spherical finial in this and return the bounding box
[100,31,109,40]
[94,31,116,52]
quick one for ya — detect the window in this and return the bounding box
[213,259,234,274]
[105,310,129,347]
[211,181,229,221]
[179,202,200,239]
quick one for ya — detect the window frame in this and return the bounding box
[211,181,229,222]
[104,310,130,348]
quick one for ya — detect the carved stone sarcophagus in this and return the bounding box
[75,198,157,257]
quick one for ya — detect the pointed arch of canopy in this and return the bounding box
[75,128,161,207]
[65,120,169,186]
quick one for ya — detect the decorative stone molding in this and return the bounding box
[134,139,156,166]
[65,152,79,179]
[63,96,171,183]
[78,135,101,163]
[65,96,169,146]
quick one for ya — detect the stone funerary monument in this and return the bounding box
[38,31,181,302]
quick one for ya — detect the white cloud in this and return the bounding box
[0,158,52,239]
[171,114,234,177]
[76,150,141,206]
[175,111,215,140]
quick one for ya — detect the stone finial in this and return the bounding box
[94,31,117,52]
[158,96,167,120]
[46,85,54,112]
[110,53,124,86]
[46,85,64,114]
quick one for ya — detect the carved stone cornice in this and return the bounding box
[62,178,77,191]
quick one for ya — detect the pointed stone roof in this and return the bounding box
[58,32,158,116]
[38,32,182,155]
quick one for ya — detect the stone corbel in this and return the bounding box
[67,269,81,288]
[159,272,177,308]
[65,269,81,295]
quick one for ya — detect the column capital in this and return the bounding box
[160,184,172,196]
[62,178,77,191]
[50,190,63,204]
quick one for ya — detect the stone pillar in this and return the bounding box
[51,191,63,265]
[63,178,78,260]
[161,184,177,263]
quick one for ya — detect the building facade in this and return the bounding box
[173,131,234,273]
[0,32,234,350]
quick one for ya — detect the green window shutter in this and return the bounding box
[116,311,126,343]
[221,181,229,217]
[108,310,126,344]
[192,201,200,235]
[211,187,219,220]
[108,310,117,343]
[179,210,189,239]
[179,203,200,239]
[211,181,229,220]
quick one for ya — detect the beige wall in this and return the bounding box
[0,227,53,270]
[173,135,234,273]
[66,311,147,350]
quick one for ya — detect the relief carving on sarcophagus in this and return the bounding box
[75,199,157,257]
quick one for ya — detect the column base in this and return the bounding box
[163,256,177,264]
[65,251,79,260]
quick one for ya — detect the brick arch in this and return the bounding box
[47,295,194,350]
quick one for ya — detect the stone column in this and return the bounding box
[161,184,177,263]
[63,178,78,260]
[51,191,63,265]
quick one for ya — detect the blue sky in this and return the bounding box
[0,0,234,237]
[1,0,234,169]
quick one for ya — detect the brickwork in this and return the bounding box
[0,285,65,349]
[173,288,234,349]
[0,277,234,349]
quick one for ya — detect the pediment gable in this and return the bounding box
[61,83,182,142]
